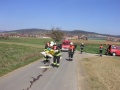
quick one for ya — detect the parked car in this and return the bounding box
[106,45,120,56]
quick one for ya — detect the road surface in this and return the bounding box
[0,51,80,90]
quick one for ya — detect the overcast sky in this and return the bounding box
[0,0,120,35]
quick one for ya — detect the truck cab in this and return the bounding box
[61,40,71,51]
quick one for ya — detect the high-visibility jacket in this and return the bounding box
[55,51,61,56]
[69,45,74,52]
[54,47,61,56]
[99,46,103,50]
[44,48,55,56]
[80,44,84,49]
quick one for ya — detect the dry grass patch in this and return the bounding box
[81,56,120,90]
[72,40,120,45]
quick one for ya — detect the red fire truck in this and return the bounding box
[61,40,71,51]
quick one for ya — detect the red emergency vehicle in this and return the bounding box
[61,40,71,51]
[106,45,120,56]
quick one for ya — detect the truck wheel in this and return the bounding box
[112,53,116,56]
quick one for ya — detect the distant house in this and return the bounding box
[73,36,78,39]
[78,34,88,40]
[106,37,120,42]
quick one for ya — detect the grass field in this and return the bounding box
[0,37,52,45]
[72,40,120,54]
[0,43,43,76]
[81,56,120,90]
[72,39,120,45]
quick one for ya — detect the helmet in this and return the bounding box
[70,42,73,45]
[50,41,54,44]
[50,43,54,47]
[82,43,84,45]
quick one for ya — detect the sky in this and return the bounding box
[0,0,120,35]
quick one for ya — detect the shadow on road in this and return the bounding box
[66,59,73,61]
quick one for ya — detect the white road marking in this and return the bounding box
[38,66,52,69]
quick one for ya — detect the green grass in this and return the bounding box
[0,43,43,76]
[76,43,107,54]
[0,37,52,45]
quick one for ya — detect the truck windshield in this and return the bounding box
[112,45,117,49]
[62,42,70,45]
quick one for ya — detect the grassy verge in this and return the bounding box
[72,39,120,54]
[76,43,108,54]
[72,40,120,45]
[0,43,43,76]
[0,37,52,45]
[81,56,120,90]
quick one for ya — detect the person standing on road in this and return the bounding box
[99,44,103,57]
[53,43,61,67]
[68,42,75,60]
[80,43,84,54]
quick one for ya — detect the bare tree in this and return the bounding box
[50,27,64,42]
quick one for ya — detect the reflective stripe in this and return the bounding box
[99,46,103,50]
[56,53,61,56]
[54,63,57,65]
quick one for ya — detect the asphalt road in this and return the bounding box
[0,51,79,90]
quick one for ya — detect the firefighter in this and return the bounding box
[45,41,50,49]
[43,46,52,65]
[80,43,84,54]
[99,44,103,57]
[43,41,53,65]
[53,43,61,67]
[68,42,75,60]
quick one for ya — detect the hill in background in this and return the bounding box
[0,28,120,38]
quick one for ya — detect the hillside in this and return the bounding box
[1,28,119,38]
[2,28,49,34]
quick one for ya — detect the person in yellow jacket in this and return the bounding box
[52,43,61,67]
[43,41,55,65]
[43,47,52,65]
